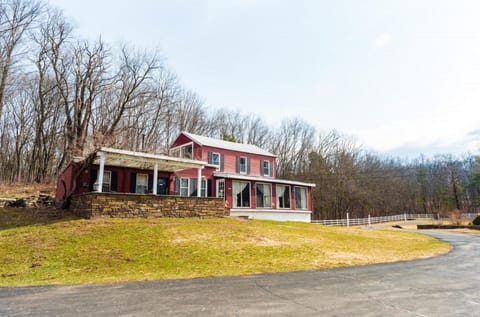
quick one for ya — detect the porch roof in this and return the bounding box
[213,172,316,187]
[94,147,212,172]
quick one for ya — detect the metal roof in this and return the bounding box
[181,132,277,157]
[95,147,212,171]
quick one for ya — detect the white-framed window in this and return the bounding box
[136,173,148,194]
[233,181,250,208]
[262,160,271,176]
[180,178,189,196]
[276,184,291,209]
[201,179,207,197]
[216,179,225,198]
[102,171,112,192]
[170,142,193,159]
[256,183,272,208]
[239,156,247,174]
[211,152,221,169]
[295,186,308,210]
[95,170,112,192]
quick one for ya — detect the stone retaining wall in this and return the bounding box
[70,193,228,219]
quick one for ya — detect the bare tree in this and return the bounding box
[0,0,43,120]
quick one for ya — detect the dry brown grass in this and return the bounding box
[0,183,55,198]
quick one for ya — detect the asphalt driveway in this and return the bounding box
[1,231,479,316]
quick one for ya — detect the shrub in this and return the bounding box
[472,215,480,226]
[449,209,463,225]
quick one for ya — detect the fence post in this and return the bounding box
[368,214,371,227]
[346,212,350,227]
[404,213,407,222]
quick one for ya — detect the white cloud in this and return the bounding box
[374,32,391,49]
[356,103,480,157]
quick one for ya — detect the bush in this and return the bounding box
[472,215,480,226]
[449,209,463,225]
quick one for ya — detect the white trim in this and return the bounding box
[262,160,271,176]
[136,173,149,194]
[169,141,194,159]
[153,163,158,195]
[214,172,316,187]
[255,182,272,209]
[97,153,105,193]
[97,147,215,171]
[230,210,311,222]
[239,156,248,174]
[211,152,221,170]
[294,186,308,210]
[169,141,194,153]
[197,168,202,197]
[276,184,291,209]
[216,179,225,198]
[232,180,251,208]
[179,177,189,197]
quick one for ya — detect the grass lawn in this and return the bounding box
[0,208,451,286]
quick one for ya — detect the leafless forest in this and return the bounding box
[1,0,479,219]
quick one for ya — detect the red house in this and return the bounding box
[168,132,315,221]
[56,132,315,222]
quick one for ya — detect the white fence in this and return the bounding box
[312,213,480,226]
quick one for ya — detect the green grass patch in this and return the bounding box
[0,209,451,286]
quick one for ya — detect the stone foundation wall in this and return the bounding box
[70,193,228,219]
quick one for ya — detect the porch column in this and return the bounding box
[153,163,158,195]
[197,167,202,197]
[97,152,105,193]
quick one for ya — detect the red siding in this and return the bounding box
[55,164,74,202]
[170,134,192,148]
[200,145,275,177]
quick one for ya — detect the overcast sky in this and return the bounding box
[49,0,480,158]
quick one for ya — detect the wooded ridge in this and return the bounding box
[0,0,479,219]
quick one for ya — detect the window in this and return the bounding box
[102,171,111,192]
[95,170,111,192]
[136,174,148,194]
[239,157,247,174]
[211,152,221,169]
[170,143,193,159]
[233,181,250,208]
[201,180,207,197]
[180,178,189,196]
[256,183,272,208]
[277,185,291,209]
[262,160,271,176]
[216,179,225,198]
[295,187,308,210]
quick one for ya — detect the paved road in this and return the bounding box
[1,231,479,316]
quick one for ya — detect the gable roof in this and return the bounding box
[180,131,276,157]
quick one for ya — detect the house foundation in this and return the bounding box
[70,193,228,219]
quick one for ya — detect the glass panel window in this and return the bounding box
[216,180,225,198]
[211,152,220,169]
[263,161,271,176]
[295,187,308,210]
[233,181,250,208]
[180,178,189,196]
[136,174,148,194]
[102,171,111,192]
[95,171,111,192]
[201,180,207,197]
[256,183,272,208]
[239,157,247,174]
[170,143,193,159]
[277,185,291,209]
